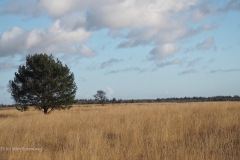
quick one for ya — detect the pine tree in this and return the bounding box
[8,53,77,114]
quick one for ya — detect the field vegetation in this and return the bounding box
[0,102,240,160]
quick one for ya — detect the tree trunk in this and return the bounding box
[43,107,48,114]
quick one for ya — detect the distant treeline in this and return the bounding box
[0,104,15,108]
[1,95,240,107]
[76,95,240,104]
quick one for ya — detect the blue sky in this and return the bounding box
[0,0,240,104]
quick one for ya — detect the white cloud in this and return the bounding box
[80,45,97,57]
[150,44,180,60]
[87,0,196,29]
[187,57,203,67]
[192,3,215,21]
[209,69,221,74]
[116,23,215,49]
[2,0,41,16]
[156,59,183,68]
[0,27,26,57]
[0,20,95,60]
[1,26,24,43]
[84,94,92,99]
[3,0,199,31]
[1,0,236,62]
[47,20,91,43]
[196,37,216,51]
[106,87,115,97]
[219,0,240,12]
[164,91,169,95]
[210,68,240,74]
[2,0,215,49]
[100,58,123,69]
[25,29,44,49]
[105,67,147,75]
[39,0,77,17]
[193,10,209,21]
[178,69,197,75]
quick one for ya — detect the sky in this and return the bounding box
[0,0,240,104]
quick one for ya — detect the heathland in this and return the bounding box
[0,102,239,160]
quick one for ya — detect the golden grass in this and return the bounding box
[0,102,240,160]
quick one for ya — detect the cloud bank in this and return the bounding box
[0,20,96,59]
[1,0,239,61]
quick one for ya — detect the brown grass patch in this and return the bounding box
[0,102,240,160]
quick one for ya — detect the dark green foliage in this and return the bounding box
[93,90,107,106]
[112,98,117,104]
[8,53,77,114]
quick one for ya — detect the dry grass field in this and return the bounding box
[0,102,240,160]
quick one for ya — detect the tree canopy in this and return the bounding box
[8,53,77,114]
[93,90,107,106]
